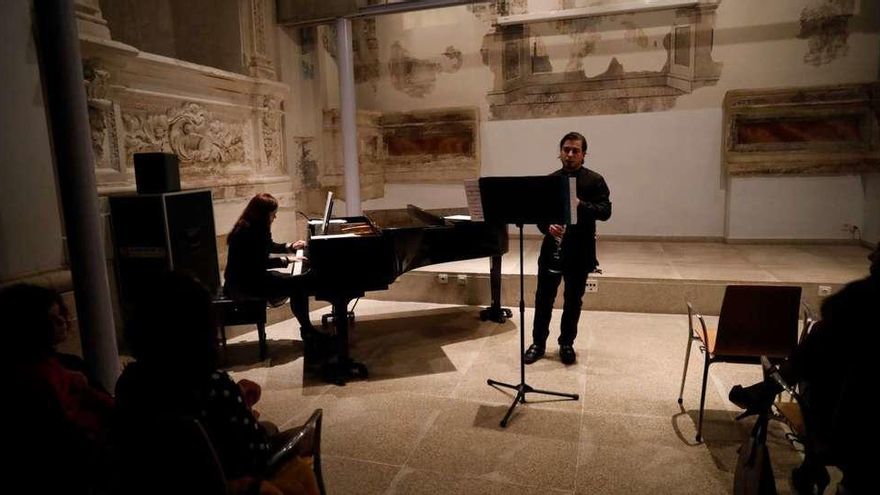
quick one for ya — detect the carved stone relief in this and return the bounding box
[482,2,722,120]
[242,0,277,79]
[798,0,854,66]
[122,102,246,169]
[84,59,123,181]
[260,96,284,173]
[80,37,290,199]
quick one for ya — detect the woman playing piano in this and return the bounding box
[224,193,324,346]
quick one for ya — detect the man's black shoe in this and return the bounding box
[523,344,545,364]
[559,345,577,365]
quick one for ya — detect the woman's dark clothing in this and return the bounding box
[115,362,271,479]
[532,166,611,346]
[783,275,878,492]
[224,223,313,329]
[11,353,115,495]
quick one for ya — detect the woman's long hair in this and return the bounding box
[228,193,278,243]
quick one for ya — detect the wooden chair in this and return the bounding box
[677,285,801,442]
[267,408,327,495]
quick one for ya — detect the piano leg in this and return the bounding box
[480,255,512,323]
[322,299,368,385]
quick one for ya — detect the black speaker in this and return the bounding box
[133,152,181,194]
[109,190,220,324]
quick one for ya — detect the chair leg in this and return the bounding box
[220,325,226,356]
[678,335,695,404]
[696,355,710,443]
[313,410,325,495]
[257,322,267,360]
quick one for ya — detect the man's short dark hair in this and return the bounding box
[559,132,587,152]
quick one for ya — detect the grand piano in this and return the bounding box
[299,204,511,384]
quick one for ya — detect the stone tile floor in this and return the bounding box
[224,299,841,494]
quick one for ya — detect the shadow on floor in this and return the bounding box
[221,338,304,371]
[340,306,517,381]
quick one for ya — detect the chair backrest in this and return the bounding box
[266,408,326,495]
[114,416,227,495]
[714,285,801,358]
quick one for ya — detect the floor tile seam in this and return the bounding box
[382,465,413,495]
[449,324,497,397]
[321,452,404,469]
[395,406,448,474]
[390,464,576,493]
[578,409,681,422]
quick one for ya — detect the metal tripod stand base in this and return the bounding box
[487,379,579,427]
[486,224,579,428]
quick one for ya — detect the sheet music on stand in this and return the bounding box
[464,179,484,221]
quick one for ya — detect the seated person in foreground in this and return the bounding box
[115,273,322,494]
[224,193,326,348]
[2,283,115,494]
[730,245,879,494]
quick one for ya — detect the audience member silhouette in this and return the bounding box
[730,245,879,494]
[2,283,114,494]
[114,272,279,490]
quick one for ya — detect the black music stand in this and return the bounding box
[479,176,580,427]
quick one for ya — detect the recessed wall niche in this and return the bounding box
[723,82,880,176]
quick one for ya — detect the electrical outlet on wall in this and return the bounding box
[841,223,861,238]
[586,279,598,293]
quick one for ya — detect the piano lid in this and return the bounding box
[365,205,470,230]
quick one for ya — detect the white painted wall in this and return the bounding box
[0,0,65,280]
[727,176,864,240]
[341,1,880,241]
[481,109,726,237]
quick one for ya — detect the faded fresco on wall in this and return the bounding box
[480,1,722,120]
[299,27,316,80]
[380,108,479,182]
[723,82,879,176]
[798,0,854,66]
[321,19,382,88]
[388,43,464,98]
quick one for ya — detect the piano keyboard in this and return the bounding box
[291,248,305,276]
[270,248,305,276]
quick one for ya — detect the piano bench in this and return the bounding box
[213,296,268,361]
